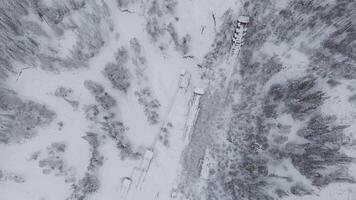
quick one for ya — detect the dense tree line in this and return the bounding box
[207,0,356,199]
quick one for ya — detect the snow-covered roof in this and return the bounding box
[238,16,250,24]
[122,177,132,187]
[144,150,154,160]
[180,69,186,76]
[194,88,205,95]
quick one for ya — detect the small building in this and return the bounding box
[237,15,250,24]
[180,69,186,76]
[194,88,205,95]
[120,177,132,199]
[144,149,154,160]
[140,149,154,170]
[122,177,132,188]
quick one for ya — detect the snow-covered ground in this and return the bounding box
[1,0,356,200]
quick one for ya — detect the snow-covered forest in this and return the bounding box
[1,0,356,200]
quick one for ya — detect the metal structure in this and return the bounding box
[229,15,250,63]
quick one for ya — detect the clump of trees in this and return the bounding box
[54,86,79,109]
[135,87,161,125]
[0,169,25,183]
[55,87,74,98]
[95,93,116,110]
[38,142,67,174]
[84,80,105,96]
[130,38,148,80]
[100,120,138,159]
[146,17,164,42]
[30,142,76,183]
[0,0,112,76]
[167,23,191,55]
[206,0,356,198]
[0,87,55,144]
[308,47,356,80]
[82,132,104,171]
[291,114,354,187]
[103,62,131,93]
[159,122,173,147]
[264,75,326,120]
[83,79,136,159]
[68,173,100,200]
[68,132,103,199]
[84,80,117,110]
[115,46,129,64]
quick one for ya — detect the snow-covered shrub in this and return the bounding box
[82,132,103,171]
[69,173,100,199]
[0,170,25,183]
[118,142,140,160]
[167,23,179,46]
[100,120,136,158]
[163,0,177,14]
[146,17,164,42]
[167,23,191,55]
[103,62,131,92]
[130,38,148,79]
[130,38,147,66]
[181,34,191,55]
[54,86,79,108]
[84,105,100,121]
[130,38,142,55]
[135,88,161,125]
[84,80,105,96]
[114,46,129,64]
[159,122,173,147]
[95,93,116,110]
[78,173,100,194]
[84,80,117,112]
[55,87,74,98]
[148,0,163,17]
[101,121,127,142]
[34,142,76,183]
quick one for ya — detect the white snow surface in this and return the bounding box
[1,0,356,200]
